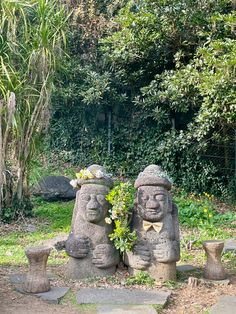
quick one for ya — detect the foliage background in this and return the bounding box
[46,0,236,200]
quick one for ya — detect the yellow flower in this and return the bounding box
[76,169,94,179]
[203,208,208,213]
[208,213,213,218]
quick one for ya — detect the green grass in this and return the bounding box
[0,199,74,266]
[125,271,155,287]
[61,291,97,313]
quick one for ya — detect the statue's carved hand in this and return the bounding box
[125,244,151,269]
[153,240,178,262]
[92,244,119,269]
[65,235,90,258]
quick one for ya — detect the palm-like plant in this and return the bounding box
[0,0,68,220]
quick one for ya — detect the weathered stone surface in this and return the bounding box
[97,305,158,314]
[32,176,77,201]
[210,295,236,314]
[40,234,68,251]
[177,264,197,272]
[35,287,70,304]
[23,246,51,293]
[65,165,119,279]
[9,274,26,284]
[76,288,171,305]
[224,239,236,252]
[125,165,180,281]
[203,240,226,280]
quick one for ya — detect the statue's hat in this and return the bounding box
[134,165,171,190]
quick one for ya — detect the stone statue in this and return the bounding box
[124,165,180,281]
[65,165,119,279]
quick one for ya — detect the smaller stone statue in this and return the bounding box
[23,246,51,293]
[124,165,180,281]
[203,240,227,280]
[66,165,119,279]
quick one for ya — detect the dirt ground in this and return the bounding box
[1,263,236,314]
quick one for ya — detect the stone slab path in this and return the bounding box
[35,287,70,304]
[210,295,236,314]
[97,304,157,314]
[76,287,170,305]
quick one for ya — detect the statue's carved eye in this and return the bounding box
[141,195,148,202]
[155,194,165,201]
[80,194,90,201]
[97,195,106,203]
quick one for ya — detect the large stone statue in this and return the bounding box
[124,165,180,281]
[65,165,119,279]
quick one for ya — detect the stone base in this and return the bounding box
[76,288,171,305]
[129,262,176,282]
[97,305,158,314]
[210,295,236,314]
[66,257,116,279]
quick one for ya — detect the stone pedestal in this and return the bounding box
[129,262,176,281]
[66,256,116,279]
[203,240,226,280]
[23,246,51,293]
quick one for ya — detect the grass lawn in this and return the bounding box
[0,199,74,266]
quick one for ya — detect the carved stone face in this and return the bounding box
[137,186,169,222]
[78,184,110,223]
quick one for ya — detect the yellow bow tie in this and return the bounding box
[143,221,163,233]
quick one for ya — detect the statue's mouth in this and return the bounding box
[146,208,160,214]
[87,210,99,215]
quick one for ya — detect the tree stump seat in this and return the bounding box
[23,246,51,293]
[203,240,226,280]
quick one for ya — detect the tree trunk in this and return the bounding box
[0,99,3,217]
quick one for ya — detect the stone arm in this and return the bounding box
[153,238,180,263]
[92,244,119,269]
[153,207,180,263]
[123,242,151,270]
[65,233,90,259]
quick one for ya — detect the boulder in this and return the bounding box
[32,176,77,201]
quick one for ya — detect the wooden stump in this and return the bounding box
[23,246,51,293]
[188,276,199,288]
[203,240,226,280]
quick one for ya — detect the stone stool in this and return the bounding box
[23,246,51,293]
[203,240,226,280]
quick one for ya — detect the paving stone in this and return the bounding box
[209,295,236,314]
[9,274,26,284]
[224,239,236,252]
[35,287,70,304]
[97,304,158,314]
[76,288,171,306]
[177,264,197,272]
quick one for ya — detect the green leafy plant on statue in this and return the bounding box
[106,181,137,253]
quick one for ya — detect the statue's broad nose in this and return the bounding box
[146,198,159,209]
[86,195,99,210]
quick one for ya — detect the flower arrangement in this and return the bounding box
[70,167,111,188]
[106,182,137,253]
